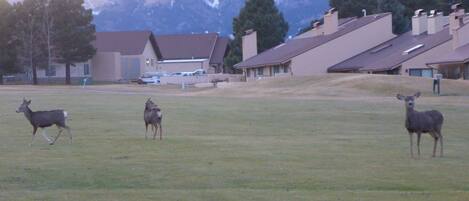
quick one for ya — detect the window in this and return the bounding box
[257,68,264,76]
[246,69,251,77]
[273,66,280,74]
[409,68,433,78]
[464,63,469,80]
[283,66,289,73]
[84,64,90,75]
[46,65,56,76]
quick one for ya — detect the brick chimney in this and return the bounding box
[449,3,465,35]
[242,29,258,61]
[427,10,445,34]
[412,9,427,35]
[450,3,468,50]
[324,8,338,35]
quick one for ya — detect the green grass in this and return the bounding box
[1,84,469,200]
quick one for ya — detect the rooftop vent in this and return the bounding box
[403,44,424,55]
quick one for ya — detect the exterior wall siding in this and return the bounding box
[400,40,453,75]
[290,14,395,75]
[36,61,92,78]
[91,52,122,82]
[140,40,159,74]
[158,60,209,73]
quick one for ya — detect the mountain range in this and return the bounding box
[89,0,329,37]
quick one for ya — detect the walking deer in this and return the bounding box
[396,92,444,158]
[144,98,163,140]
[16,98,72,146]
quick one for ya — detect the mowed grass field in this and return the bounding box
[1,75,469,200]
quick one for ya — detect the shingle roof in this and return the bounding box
[210,37,230,65]
[155,33,229,64]
[329,28,452,72]
[234,13,391,69]
[94,31,162,58]
[427,43,469,65]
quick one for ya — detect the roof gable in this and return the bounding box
[94,31,162,58]
[156,33,222,60]
[234,13,391,69]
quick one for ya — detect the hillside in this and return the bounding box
[194,74,469,98]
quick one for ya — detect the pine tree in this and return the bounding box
[378,0,409,34]
[49,0,96,85]
[0,0,17,84]
[225,0,289,72]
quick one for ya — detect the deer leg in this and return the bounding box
[64,126,72,144]
[41,129,53,145]
[52,128,63,145]
[153,124,158,140]
[30,127,38,146]
[159,123,163,141]
[417,133,422,158]
[409,133,414,158]
[145,123,149,140]
[439,134,443,157]
[432,136,438,158]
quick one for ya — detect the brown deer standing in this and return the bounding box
[144,98,163,140]
[397,92,444,158]
[16,98,72,146]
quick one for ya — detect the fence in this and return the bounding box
[159,74,244,85]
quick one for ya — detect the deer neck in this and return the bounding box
[23,107,33,123]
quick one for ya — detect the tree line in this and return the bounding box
[0,0,95,85]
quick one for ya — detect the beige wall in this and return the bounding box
[158,60,209,73]
[91,52,122,82]
[400,41,452,75]
[290,14,395,75]
[37,61,92,78]
[453,23,469,49]
[139,40,159,74]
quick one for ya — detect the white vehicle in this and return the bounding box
[137,72,168,84]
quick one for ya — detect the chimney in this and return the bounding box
[412,9,427,35]
[427,10,445,34]
[450,3,468,50]
[449,3,465,35]
[242,29,258,61]
[323,8,338,35]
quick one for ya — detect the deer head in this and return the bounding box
[145,98,158,110]
[16,98,31,113]
[396,92,421,110]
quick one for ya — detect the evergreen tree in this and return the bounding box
[225,0,288,73]
[49,0,96,85]
[0,0,17,84]
[378,0,409,34]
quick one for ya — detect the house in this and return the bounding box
[329,9,453,77]
[155,33,230,74]
[37,30,162,83]
[92,31,162,82]
[234,8,395,79]
[427,4,469,80]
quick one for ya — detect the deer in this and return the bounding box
[144,98,163,140]
[16,98,72,146]
[396,92,444,158]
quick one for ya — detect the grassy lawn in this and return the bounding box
[1,81,469,200]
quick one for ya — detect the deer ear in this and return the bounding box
[414,92,421,98]
[27,100,31,104]
[396,94,405,100]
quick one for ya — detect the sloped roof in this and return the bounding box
[427,43,469,65]
[210,37,230,65]
[234,13,391,69]
[329,28,452,72]
[155,33,229,64]
[94,31,162,58]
